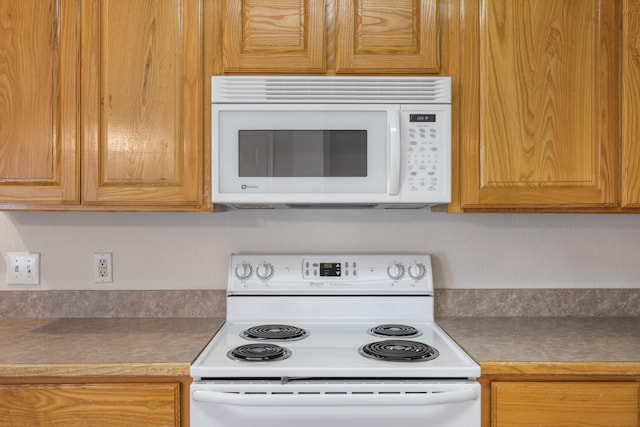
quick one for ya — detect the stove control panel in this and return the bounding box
[302,258,358,280]
[228,254,433,294]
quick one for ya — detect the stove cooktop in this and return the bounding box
[191,321,479,379]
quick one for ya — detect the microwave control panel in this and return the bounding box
[401,106,451,200]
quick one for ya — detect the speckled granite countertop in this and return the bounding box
[1,317,639,379]
[0,318,223,378]
[438,317,640,375]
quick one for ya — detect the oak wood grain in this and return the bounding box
[0,382,180,427]
[492,381,639,427]
[221,0,326,73]
[335,0,439,73]
[0,0,80,205]
[623,0,640,207]
[81,0,205,208]
[460,0,619,208]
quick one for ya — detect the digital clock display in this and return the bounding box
[320,263,341,277]
[409,114,436,123]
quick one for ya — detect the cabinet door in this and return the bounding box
[0,382,180,426]
[220,0,326,73]
[492,381,640,427]
[460,0,618,209]
[623,0,640,207]
[335,0,439,74]
[0,0,80,206]
[81,0,204,209]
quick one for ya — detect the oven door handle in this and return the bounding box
[192,388,478,407]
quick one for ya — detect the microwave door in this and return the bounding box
[215,105,392,203]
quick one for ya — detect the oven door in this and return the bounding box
[191,380,480,427]
[213,104,399,205]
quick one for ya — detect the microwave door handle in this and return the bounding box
[388,111,401,196]
[192,388,478,407]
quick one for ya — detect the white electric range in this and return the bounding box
[190,254,480,427]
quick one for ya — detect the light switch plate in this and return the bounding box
[6,253,40,285]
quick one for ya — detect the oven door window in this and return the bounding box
[216,106,389,194]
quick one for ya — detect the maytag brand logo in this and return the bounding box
[241,184,258,190]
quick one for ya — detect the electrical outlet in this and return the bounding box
[94,253,113,283]
[6,253,40,285]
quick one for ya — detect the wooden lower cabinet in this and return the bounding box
[0,378,189,427]
[485,379,640,427]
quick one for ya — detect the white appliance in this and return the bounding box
[191,254,480,427]
[212,76,452,209]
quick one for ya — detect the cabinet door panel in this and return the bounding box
[335,0,439,73]
[0,0,79,205]
[623,0,640,207]
[0,383,179,426]
[82,0,203,207]
[221,0,326,73]
[461,0,618,208]
[492,381,639,427]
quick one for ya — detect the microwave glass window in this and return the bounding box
[238,130,367,177]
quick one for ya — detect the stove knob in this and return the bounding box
[408,263,427,280]
[234,263,253,280]
[386,263,405,280]
[256,263,274,280]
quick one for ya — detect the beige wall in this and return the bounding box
[1,210,639,290]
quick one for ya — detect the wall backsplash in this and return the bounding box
[1,289,638,318]
[1,210,640,292]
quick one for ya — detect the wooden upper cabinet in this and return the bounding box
[219,0,326,73]
[460,0,619,209]
[0,0,80,206]
[623,0,640,207]
[217,0,440,75]
[81,0,204,208]
[335,0,439,74]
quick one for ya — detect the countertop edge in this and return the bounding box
[479,361,640,377]
[0,362,192,378]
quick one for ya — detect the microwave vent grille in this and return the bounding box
[212,77,451,104]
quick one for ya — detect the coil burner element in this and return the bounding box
[241,324,309,341]
[368,324,422,338]
[227,343,292,362]
[359,340,439,362]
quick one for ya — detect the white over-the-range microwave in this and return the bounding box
[212,76,451,209]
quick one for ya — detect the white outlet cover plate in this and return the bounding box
[6,253,40,285]
[94,252,113,283]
